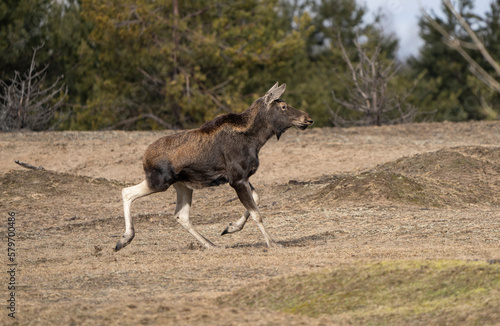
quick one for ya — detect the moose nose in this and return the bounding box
[307,119,314,124]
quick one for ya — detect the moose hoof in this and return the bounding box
[221,223,241,236]
[114,242,126,252]
[114,234,134,251]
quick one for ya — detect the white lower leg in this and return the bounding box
[178,213,216,249]
[222,188,260,235]
[250,210,282,248]
[174,183,216,249]
[115,180,154,251]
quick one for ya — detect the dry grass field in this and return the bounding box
[1,121,499,325]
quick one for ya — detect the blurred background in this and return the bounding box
[1,0,499,131]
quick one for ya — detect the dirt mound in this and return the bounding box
[313,146,500,207]
[377,146,500,182]
[313,171,441,206]
[1,169,125,198]
[0,170,126,233]
[456,146,500,166]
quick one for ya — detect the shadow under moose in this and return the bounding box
[115,82,313,251]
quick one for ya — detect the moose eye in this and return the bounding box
[281,105,287,111]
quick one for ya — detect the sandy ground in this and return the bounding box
[0,120,499,325]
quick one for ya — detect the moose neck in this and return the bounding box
[244,103,279,152]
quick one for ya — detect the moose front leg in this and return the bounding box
[230,180,282,248]
[115,180,156,251]
[221,182,259,235]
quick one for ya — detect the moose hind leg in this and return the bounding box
[174,183,216,249]
[221,183,260,235]
[115,180,156,251]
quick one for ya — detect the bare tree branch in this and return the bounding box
[0,44,67,131]
[331,34,417,126]
[420,0,500,93]
[443,0,500,77]
[14,160,45,171]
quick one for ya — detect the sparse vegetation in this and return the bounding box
[217,260,500,324]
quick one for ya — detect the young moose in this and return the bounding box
[115,82,313,251]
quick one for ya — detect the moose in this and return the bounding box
[115,82,313,251]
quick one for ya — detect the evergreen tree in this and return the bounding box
[44,0,94,127]
[0,0,53,80]
[409,0,499,121]
[73,0,314,130]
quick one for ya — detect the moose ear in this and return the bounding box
[266,82,279,94]
[264,82,286,106]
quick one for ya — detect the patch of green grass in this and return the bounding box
[217,260,500,324]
